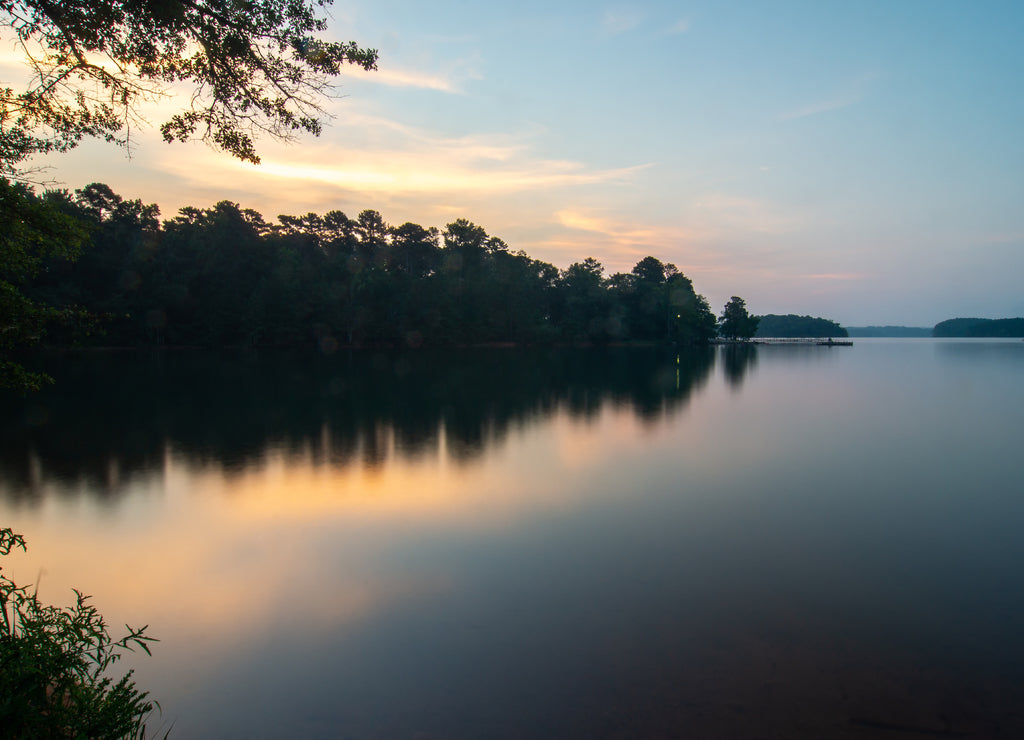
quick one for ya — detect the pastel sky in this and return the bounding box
[9,0,1024,326]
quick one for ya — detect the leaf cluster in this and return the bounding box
[0,527,162,739]
[0,0,377,177]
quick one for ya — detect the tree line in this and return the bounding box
[932,317,1024,338]
[4,181,759,364]
[754,314,847,338]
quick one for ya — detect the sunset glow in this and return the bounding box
[8,0,1024,325]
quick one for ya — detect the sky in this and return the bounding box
[6,0,1024,326]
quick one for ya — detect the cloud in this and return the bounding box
[151,113,648,212]
[692,194,799,234]
[779,94,859,120]
[550,209,724,274]
[347,59,481,94]
[779,72,881,120]
[666,18,692,34]
[538,190,817,279]
[357,66,464,93]
[243,157,643,194]
[601,6,645,35]
[556,210,673,246]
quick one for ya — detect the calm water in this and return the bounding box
[2,340,1024,738]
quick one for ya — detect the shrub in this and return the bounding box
[0,527,164,738]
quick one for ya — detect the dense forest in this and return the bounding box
[8,182,729,354]
[754,314,847,338]
[932,318,1024,338]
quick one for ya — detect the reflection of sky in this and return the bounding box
[3,391,733,737]
[3,399,688,644]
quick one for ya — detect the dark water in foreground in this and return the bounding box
[2,340,1024,738]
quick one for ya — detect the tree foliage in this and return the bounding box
[9,184,730,358]
[0,527,161,738]
[0,0,378,178]
[845,326,930,338]
[0,178,92,390]
[932,317,1024,338]
[754,314,847,338]
[718,296,759,340]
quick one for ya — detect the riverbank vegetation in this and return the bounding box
[0,527,161,738]
[6,182,732,362]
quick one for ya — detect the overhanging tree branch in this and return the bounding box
[0,0,377,177]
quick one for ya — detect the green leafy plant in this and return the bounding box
[0,527,165,738]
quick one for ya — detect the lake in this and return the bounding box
[2,339,1024,738]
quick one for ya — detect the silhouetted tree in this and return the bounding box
[668,273,718,344]
[755,314,847,338]
[6,183,730,354]
[1,0,377,179]
[719,296,759,340]
[559,257,609,342]
[0,180,89,390]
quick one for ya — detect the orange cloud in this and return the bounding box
[347,59,481,94]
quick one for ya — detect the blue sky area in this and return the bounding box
[10,0,1024,326]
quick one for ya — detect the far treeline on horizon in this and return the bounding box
[766,317,1024,339]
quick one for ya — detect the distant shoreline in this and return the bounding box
[845,326,931,338]
[847,318,1024,338]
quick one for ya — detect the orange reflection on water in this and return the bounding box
[4,403,669,661]
[182,405,662,527]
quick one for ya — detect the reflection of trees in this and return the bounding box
[0,347,714,503]
[935,339,1023,363]
[721,344,758,389]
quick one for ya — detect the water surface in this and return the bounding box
[2,340,1023,738]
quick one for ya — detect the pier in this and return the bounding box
[751,338,853,346]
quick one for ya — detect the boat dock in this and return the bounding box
[751,338,853,346]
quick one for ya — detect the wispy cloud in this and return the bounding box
[601,6,645,35]
[358,66,465,93]
[692,194,799,234]
[548,192,805,274]
[666,18,692,35]
[155,113,647,206]
[549,209,723,274]
[779,72,879,120]
[780,95,859,120]
[243,158,644,194]
[556,210,678,247]
[346,57,481,94]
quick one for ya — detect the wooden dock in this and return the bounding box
[751,338,853,346]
